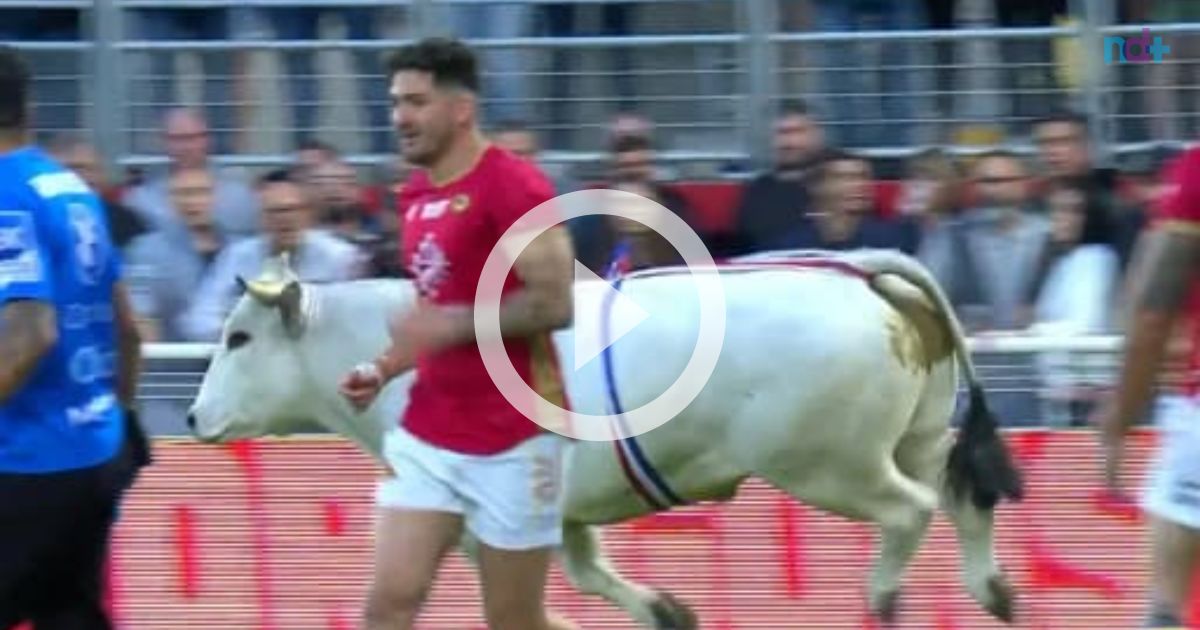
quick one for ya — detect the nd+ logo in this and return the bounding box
[1104,28,1171,65]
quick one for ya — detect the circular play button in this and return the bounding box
[474,188,727,442]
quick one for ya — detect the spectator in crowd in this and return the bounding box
[1122,143,1186,216]
[1028,179,1122,426]
[295,138,341,178]
[308,158,403,278]
[575,133,703,273]
[180,168,365,341]
[46,132,148,251]
[908,147,969,274]
[927,150,1050,333]
[764,149,917,254]
[124,167,230,343]
[731,101,826,255]
[1033,110,1141,269]
[1030,180,1122,335]
[124,107,260,240]
[491,119,579,194]
[267,7,392,153]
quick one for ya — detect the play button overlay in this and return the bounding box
[475,188,727,442]
[571,260,648,371]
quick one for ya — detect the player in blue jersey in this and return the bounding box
[0,46,150,629]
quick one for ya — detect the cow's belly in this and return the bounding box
[555,269,924,521]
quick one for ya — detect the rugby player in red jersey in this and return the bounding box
[338,38,578,630]
[1097,147,1200,628]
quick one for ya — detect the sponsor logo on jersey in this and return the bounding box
[0,211,42,288]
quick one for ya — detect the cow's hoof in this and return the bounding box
[648,591,697,629]
[871,589,901,626]
[983,574,1017,624]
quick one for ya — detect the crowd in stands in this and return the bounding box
[38,95,1182,429]
[7,0,1197,431]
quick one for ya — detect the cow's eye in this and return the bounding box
[227,331,251,351]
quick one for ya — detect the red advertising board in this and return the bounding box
[83,430,1194,628]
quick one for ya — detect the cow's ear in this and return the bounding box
[277,280,307,338]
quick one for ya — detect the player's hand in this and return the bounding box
[1090,397,1129,497]
[339,362,384,412]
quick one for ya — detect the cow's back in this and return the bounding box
[560,266,932,519]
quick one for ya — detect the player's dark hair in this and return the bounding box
[0,46,30,130]
[386,37,480,93]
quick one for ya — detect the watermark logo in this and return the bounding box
[1104,28,1171,65]
[474,189,727,442]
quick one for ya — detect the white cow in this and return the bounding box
[187,249,1024,628]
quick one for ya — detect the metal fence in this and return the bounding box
[136,335,1127,437]
[1,0,1198,175]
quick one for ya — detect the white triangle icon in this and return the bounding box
[573,260,649,371]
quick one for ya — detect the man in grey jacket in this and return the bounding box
[181,167,365,342]
[124,108,260,239]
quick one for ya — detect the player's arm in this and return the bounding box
[494,224,575,336]
[1105,223,1200,440]
[0,299,57,402]
[0,208,57,403]
[112,280,142,409]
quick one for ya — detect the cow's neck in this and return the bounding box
[296,280,417,461]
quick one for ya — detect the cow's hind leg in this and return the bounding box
[903,360,1017,623]
[560,521,695,629]
[863,458,939,624]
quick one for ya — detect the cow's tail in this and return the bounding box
[849,249,1025,511]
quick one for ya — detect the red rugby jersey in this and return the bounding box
[1150,147,1200,398]
[397,145,569,455]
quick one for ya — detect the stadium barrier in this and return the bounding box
[106,430,1181,628]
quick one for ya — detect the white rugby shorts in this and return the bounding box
[375,426,570,550]
[1143,395,1200,530]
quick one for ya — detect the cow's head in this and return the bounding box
[187,254,318,442]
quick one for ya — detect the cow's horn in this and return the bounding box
[240,276,287,305]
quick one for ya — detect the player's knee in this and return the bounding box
[363,580,429,627]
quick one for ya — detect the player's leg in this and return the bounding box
[0,468,90,628]
[364,429,467,630]
[1145,516,1199,627]
[1141,396,1200,627]
[464,433,578,630]
[29,458,124,630]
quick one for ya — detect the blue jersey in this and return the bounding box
[0,146,125,473]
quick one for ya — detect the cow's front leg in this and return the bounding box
[560,521,697,629]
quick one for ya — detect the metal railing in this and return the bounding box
[0,1,1196,174]
[136,334,1130,436]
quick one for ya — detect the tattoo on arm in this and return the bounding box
[0,300,57,402]
[497,226,575,338]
